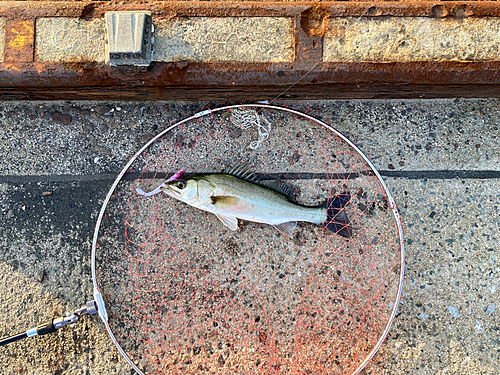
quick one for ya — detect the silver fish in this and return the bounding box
[159,164,352,238]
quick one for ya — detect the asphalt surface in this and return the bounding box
[0,100,499,375]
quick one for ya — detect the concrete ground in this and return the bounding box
[0,99,498,374]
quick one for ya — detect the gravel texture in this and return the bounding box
[35,18,106,63]
[154,17,294,62]
[0,99,498,375]
[325,17,500,62]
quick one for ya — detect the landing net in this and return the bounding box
[92,104,404,375]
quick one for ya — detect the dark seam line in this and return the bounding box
[0,170,499,183]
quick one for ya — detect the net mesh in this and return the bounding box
[95,106,403,375]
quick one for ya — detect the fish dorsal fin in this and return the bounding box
[224,162,259,182]
[266,179,296,199]
[274,221,297,238]
[215,213,239,231]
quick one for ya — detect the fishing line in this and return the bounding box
[270,7,372,104]
[270,60,324,104]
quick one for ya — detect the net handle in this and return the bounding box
[90,103,405,375]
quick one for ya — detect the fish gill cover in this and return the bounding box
[93,105,404,375]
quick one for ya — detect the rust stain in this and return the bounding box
[294,16,323,64]
[1,1,500,19]
[8,21,33,48]
[34,63,45,74]
[1,63,20,71]
[4,19,35,63]
[1,1,500,99]
[2,60,500,86]
[300,6,330,37]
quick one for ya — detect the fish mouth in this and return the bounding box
[159,185,183,199]
[159,185,173,194]
[159,170,185,194]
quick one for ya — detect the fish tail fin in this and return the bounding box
[321,192,352,238]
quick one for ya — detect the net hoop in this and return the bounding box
[91,103,405,375]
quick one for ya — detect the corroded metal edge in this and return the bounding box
[3,1,500,100]
[2,61,500,100]
[4,61,500,86]
[1,1,500,19]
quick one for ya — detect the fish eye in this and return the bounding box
[176,180,187,189]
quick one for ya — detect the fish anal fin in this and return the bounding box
[224,162,259,182]
[215,213,239,231]
[274,221,297,238]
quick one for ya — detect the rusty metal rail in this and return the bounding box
[2,1,500,100]
[2,1,500,19]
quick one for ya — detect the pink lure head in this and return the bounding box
[168,170,185,182]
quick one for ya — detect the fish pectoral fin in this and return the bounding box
[274,221,298,238]
[215,213,239,231]
[211,196,239,208]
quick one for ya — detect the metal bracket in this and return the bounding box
[105,11,153,66]
[94,288,108,323]
[53,300,98,330]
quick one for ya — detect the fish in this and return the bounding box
[158,164,352,238]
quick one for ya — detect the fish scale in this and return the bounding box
[208,174,326,226]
